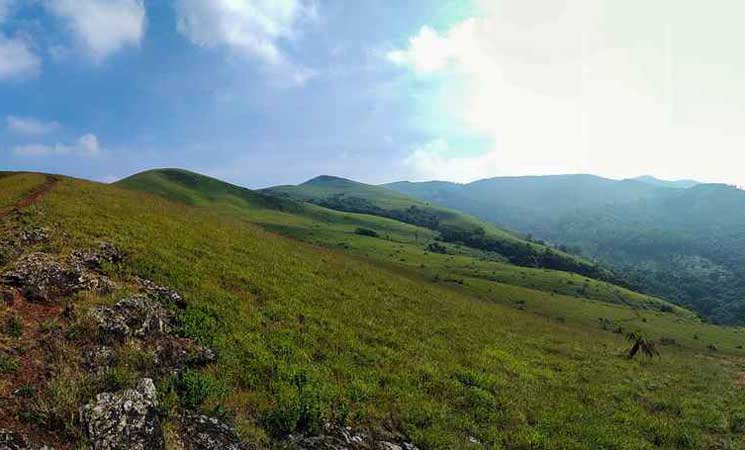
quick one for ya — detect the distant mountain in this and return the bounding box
[264,175,616,282]
[629,175,700,189]
[387,174,745,324]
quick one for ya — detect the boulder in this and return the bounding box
[1,253,86,302]
[70,243,124,270]
[0,429,55,450]
[83,346,116,375]
[90,296,174,343]
[177,412,256,450]
[82,378,164,450]
[1,252,114,302]
[152,336,216,376]
[287,425,419,450]
[134,277,187,309]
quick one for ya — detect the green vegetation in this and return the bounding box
[388,175,745,324]
[2,170,745,449]
[263,175,613,282]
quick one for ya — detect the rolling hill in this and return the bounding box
[262,175,615,283]
[386,175,745,324]
[2,170,745,449]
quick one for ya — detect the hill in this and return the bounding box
[630,175,700,189]
[386,175,745,324]
[262,175,615,282]
[1,170,745,449]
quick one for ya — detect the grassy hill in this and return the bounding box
[387,175,745,324]
[262,175,616,283]
[3,170,745,449]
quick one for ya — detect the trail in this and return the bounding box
[0,175,58,219]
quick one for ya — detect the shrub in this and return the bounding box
[0,353,20,373]
[354,227,379,238]
[3,315,23,338]
[176,369,222,409]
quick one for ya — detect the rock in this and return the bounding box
[287,425,419,450]
[70,243,124,270]
[90,296,174,343]
[82,378,164,450]
[1,253,87,302]
[1,252,114,302]
[152,336,216,376]
[84,346,116,374]
[177,412,255,450]
[134,277,187,309]
[19,227,50,246]
[0,429,55,450]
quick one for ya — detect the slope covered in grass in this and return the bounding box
[119,169,682,314]
[263,175,615,282]
[2,171,745,449]
[387,175,745,324]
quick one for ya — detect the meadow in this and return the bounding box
[1,171,745,449]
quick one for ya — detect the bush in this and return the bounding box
[0,353,20,373]
[3,315,23,338]
[176,369,222,409]
[354,227,379,238]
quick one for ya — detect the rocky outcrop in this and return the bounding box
[152,336,216,376]
[288,425,420,450]
[176,413,256,450]
[134,277,187,309]
[69,242,124,270]
[0,429,55,450]
[89,295,174,343]
[1,252,114,302]
[82,378,164,450]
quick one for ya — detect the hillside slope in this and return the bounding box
[1,171,745,449]
[387,175,745,324]
[263,175,615,282]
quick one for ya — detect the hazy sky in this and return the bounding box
[1,0,744,187]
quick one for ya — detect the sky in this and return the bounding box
[1,0,745,188]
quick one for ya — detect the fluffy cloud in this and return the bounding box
[6,116,60,135]
[46,0,146,61]
[175,0,316,85]
[14,133,101,157]
[389,0,745,185]
[0,35,39,79]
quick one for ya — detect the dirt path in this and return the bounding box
[0,175,58,219]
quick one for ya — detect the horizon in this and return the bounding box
[3,1,745,188]
[10,166,740,191]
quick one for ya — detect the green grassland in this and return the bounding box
[0,172,47,209]
[3,171,745,449]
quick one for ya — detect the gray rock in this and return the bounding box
[82,378,164,450]
[177,412,255,450]
[1,252,114,302]
[288,425,419,450]
[1,252,86,302]
[83,346,116,374]
[18,228,50,246]
[134,277,186,309]
[152,336,216,376]
[0,429,55,450]
[70,243,124,270]
[90,295,174,343]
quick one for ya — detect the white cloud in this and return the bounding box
[14,133,102,157]
[46,0,146,61]
[390,0,745,186]
[175,0,316,85]
[7,116,60,135]
[0,35,40,80]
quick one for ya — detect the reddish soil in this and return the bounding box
[0,175,58,219]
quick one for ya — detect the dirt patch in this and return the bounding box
[0,175,58,219]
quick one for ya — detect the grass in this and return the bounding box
[0,172,47,209]
[1,171,745,449]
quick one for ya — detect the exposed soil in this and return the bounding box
[0,175,58,219]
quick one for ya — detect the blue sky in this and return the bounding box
[2,1,745,188]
